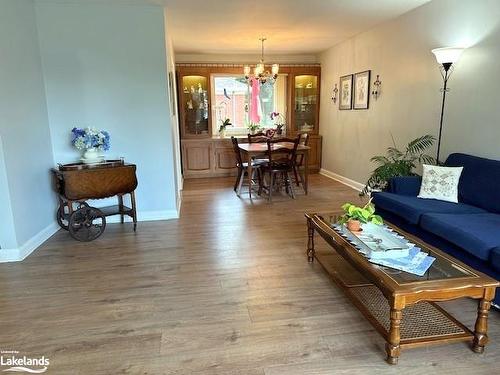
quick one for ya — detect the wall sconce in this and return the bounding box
[331,84,338,103]
[372,74,382,99]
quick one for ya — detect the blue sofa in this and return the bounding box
[372,153,500,306]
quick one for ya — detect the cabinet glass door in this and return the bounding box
[294,75,318,133]
[182,76,209,136]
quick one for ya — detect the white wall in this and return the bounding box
[319,0,500,184]
[36,2,179,219]
[0,0,56,255]
[0,136,17,250]
[164,9,183,210]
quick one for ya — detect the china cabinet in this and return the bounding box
[178,71,211,138]
[177,64,322,178]
[291,74,319,134]
[287,67,321,136]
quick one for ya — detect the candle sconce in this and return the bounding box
[331,84,339,103]
[372,74,382,100]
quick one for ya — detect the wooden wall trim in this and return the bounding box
[176,63,321,68]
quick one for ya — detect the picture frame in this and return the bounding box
[353,70,371,110]
[339,74,353,110]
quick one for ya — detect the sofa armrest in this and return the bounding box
[387,176,422,196]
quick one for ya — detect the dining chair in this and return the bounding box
[293,132,309,190]
[261,136,300,202]
[231,137,264,196]
[247,132,268,143]
[247,132,270,162]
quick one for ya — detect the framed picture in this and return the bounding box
[339,74,353,110]
[353,70,371,110]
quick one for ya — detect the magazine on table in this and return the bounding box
[332,223,435,276]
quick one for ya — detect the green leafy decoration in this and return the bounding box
[338,199,384,226]
[361,134,436,196]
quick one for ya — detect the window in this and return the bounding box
[212,74,287,135]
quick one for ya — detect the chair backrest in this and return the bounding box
[248,132,267,143]
[296,133,309,166]
[265,129,276,138]
[231,136,243,166]
[266,136,300,166]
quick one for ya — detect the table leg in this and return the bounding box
[118,194,124,223]
[130,191,137,232]
[386,306,403,365]
[247,152,253,199]
[306,215,315,262]
[304,150,309,195]
[472,289,494,353]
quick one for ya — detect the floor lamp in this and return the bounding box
[431,47,465,164]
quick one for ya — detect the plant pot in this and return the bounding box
[82,147,103,164]
[219,129,226,138]
[347,219,361,232]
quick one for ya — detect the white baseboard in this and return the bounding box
[319,168,365,192]
[176,195,182,216]
[0,221,59,263]
[0,209,179,263]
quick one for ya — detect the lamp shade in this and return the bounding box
[431,47,465,65]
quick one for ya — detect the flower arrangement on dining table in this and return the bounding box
[270,112,285,134]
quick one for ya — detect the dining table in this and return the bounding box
[238,142,311,199]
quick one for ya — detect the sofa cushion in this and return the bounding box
[445,153,500,213]
[388,176,422,196]
[421,213,500,261]
[372,192,486,225]
[490,247,500,273]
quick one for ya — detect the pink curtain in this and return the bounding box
[249,78,261,124]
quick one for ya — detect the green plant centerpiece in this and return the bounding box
[219,118,232,137]
[361,134,436,196]
[338,200,383,232]
[247,122,261,135]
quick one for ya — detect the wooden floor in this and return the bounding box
[0,175,498,374]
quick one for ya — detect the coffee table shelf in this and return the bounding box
[315,249,472,347]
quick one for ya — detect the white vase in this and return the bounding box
[82,148,103,164]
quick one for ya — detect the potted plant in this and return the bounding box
[361,134,435,196]
[71,127,110,164]
[247,122,261,135]
[338,199,383,232]
[270,112,286,135]
[219,118,231,138]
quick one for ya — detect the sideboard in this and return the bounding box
[181,135,322,179]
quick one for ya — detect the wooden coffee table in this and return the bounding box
[305,212,499,365]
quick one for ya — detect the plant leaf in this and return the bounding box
[406,135,435,155]
[370,215,384,225]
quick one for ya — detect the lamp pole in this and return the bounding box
[436,62,452,165]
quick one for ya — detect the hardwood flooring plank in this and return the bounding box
[0,175,498,374]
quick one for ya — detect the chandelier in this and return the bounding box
[243,37,279,85]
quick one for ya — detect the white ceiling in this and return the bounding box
[163,0,431,55]
[35,0,431,55]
